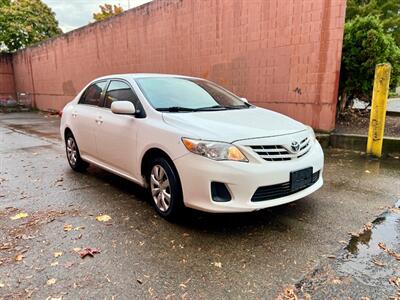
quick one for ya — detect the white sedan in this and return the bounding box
[60,74,324,220]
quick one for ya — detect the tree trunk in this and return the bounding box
[339,89,348,113]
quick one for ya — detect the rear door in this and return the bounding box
[71,80,108,160]
[94,80,143,177]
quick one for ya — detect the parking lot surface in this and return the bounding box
[1,112,399,299]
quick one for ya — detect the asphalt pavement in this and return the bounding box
[0,112,399,299]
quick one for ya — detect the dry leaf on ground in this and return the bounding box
[96,215,111,222]
[47,278,57,285]
[10,212,29,220]
[63,224,73,231]
[54,251,63,258]
[378,242,400,260]
[78,247,100,258]
[15,254,24,261]
[212,262,222,268]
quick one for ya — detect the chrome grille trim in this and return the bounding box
[249,137,312,161]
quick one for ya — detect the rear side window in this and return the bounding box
[104,80,140,109]
[79,81,107,106]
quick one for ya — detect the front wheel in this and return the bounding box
[148,158,184,220]
[65,132,89,172]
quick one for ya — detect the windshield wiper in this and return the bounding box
[195,105,227,111]
[157,106,198,112]
[223,105,250,110]
[157,105,227,112]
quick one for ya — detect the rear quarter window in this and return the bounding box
[79,81,107,106]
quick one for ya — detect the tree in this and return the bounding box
[93,4,124,22]
[339,16,400,112]
[0,0,62,53]
[346,0,400,45]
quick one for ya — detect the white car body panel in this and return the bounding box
[60,73,324,213]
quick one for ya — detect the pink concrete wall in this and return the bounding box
[0,54,16,99]
[12,0,346,131]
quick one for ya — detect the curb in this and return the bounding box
[316,133,400,155]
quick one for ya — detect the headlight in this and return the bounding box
[181,138,248,162]
[306,126,316,142]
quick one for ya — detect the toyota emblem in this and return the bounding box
[291,141,300,152]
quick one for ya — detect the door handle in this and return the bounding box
[95,116,103,124]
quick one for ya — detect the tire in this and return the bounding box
[65,132,89,172]
[148,157,184,220]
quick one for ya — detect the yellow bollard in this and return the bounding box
[366,63,391,158]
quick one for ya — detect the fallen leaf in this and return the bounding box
[72,247,81,252]
[64,261,74,268]
[365,170,371,173]
[10,212,29,220]
[47,278,57,285]
[50,261,58,266]
[389,277,400,288]
[15,254,24,261]
[372,259,385,267]
[0,283,4,288]
[78,247,100,258]
[212,262,222,268]
[282,287,298,300]
[54,251,63,258]
[378,242,400,260]
[63,224,73,231]
[96,214,111,222]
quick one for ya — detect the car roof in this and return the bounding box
[94,73,203,81]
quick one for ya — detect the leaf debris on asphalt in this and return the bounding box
[15,254,24,261]
[47,278,57,285]
[378,242,400,260]
[10,212,29,220]
[96,214,111,222]
[78,247,100,258]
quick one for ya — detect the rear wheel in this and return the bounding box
[65,132,89,172]
[148,158,184,220]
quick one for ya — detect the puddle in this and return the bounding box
[340,200,400,286]
[6,124,60,140]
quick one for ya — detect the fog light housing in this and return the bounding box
[211,182,232,202]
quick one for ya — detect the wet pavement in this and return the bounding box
[1,112,400,299]
[293,202,400,299]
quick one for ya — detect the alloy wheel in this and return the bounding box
[66,137,78,167]
[150,165,171,212]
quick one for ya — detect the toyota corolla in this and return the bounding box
[60,74,324,220]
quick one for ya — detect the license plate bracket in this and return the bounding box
[290,167,313,192]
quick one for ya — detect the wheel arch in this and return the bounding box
[64,127,73,140]
[140,148,180,185]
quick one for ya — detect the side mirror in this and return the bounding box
[111,101,136,115]
[240,97,248,103]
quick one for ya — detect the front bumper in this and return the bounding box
[173,140,324,213]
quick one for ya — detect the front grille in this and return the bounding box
[249,137,311,161]
[251,171,320,202]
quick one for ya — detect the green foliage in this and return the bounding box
[93,4,124,22]
[0,0,62,52]
[340,16,400,104]
[346,0,400,45]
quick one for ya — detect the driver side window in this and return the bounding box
[104,80,140,109]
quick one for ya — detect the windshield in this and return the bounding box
[135,77,250,112]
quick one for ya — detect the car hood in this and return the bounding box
[162,107,307,142]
